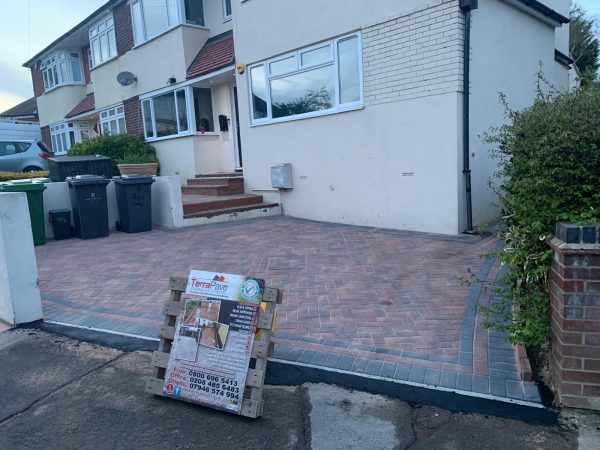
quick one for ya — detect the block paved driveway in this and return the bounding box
[35,216,541,404]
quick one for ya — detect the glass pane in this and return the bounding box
[69,131,76,146]
[142,100,154,138]
[110,120,118,134]
[143,0,169,38]
[153,92,177,137]
[270,65,334,118]
[51,135,57,151]
[100,33,109,61]
[71,61,82,82]
[108,29,117,58]
[60,133,67,151]
[185,0,205,26]
[338,36,361,104]
[118,117,126,133]
[176,90,188,132]
[132,1,145,43]
[117,106,124,114]
[301,45,331,66]
[109,108,116,116]
[224,0,232,17]
[250,65,267,120]
[59,62,68,83]
[269,55,296,75]
[92,39,101,66]
[167,0,180,26]
[193,88,214,132]
[80,129,90,141]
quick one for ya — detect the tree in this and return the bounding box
[570,3,599,84]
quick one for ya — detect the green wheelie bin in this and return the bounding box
[0,179,47,245]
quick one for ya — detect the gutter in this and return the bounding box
[460,0,478,233]
[502,0,569,27]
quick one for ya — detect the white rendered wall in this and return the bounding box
[36,85,88,127]
[469,0,564,227]
[0,192,43,325]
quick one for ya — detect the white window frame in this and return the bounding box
[89,15,117,68]
[223,0,232,21]
[99,105,126,135]
[130,0,205,46]
[248,32,363,126]
[141,87,193,142]
[40,51,85,92]
[50,121,90,154]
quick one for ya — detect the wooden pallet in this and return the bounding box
[145,276,282,418]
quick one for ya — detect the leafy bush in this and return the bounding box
[483,82,600,346]
[116,152,159,165]
[68,134,157,175]
[0,171,49,182]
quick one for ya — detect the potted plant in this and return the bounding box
[116,152,159,176]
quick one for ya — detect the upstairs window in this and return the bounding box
[223,0,232,21]
[131,0,204,45]
[89,16,117,67]
[41,51,84,91]
[248,33,362,125]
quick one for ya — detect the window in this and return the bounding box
[193,88,214,132]
[248,33,363,124]
[131,0,204,45]
[89,16,117,67]
[100,106,126,135]
[41,51,84,90]
[50,122,91,154]
[0,142,18,157]
[142,88,190,140]
[223,0,232,20]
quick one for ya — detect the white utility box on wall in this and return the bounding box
[271,163,293,190]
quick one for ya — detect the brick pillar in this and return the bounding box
[549,222,600,410]
[41,126,52,150]
[123,96,143,137]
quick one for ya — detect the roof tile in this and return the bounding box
[65,93,95,118]
[187,31,235,79]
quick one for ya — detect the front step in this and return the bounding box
[195,172,241,178]
[183,202,279,219]
[182,193,264,216]
[187,177,244,189]
[182,184,244,196]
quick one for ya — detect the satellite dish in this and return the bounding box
[116,71,137,86]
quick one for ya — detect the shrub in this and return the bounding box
[0,171,49,182]
[483,82,600,347]
[68,134,157,175]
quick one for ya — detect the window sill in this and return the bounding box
[145,131,194,143]
[250,103,364,127]
[193,132,219,137]
[89,55,118,72]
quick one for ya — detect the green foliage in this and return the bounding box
[116,152,159,165]
[68,134,157,175]
[570,4,599,85]
[0,171,49,182]
[483,80,600,347]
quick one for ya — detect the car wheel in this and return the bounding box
[23,167,43,173]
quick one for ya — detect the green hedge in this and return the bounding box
[0,171,49,182]
[68,134,158,175]
[483,83,600,346]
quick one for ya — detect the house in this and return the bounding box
[23,0,574,234]
[0,97,39,124]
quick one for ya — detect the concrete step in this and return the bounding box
[195,172,242,178]
[183,202,279,220]
[181,184,244,196]
[182,193,264,216]
[187,177,244,188]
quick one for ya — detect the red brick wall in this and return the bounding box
[41,126,52,150]
[123,96,143,137]
[549,223,600,410]
[114,2,134,56]
[31,66,44,97]
[82,46,91,84]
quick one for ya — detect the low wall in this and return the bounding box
[41,176,184,240]
[548,222,600,410]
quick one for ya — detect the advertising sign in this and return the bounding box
[162,271,264,414]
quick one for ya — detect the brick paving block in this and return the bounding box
[403,350,430,361]
[336,355,356,371]
[379,361,397,378]
[308,351,330,366]
[429,354,458,364]
[505,380,525,400]
[272,345,292,359]
[365,359,383,376]
[350,357,370,373]
[425,368,442,386]
[489,377,507,397]
[409,366,427,384]
[323,353,342,369]
[440,370,457,389]
[473,375,490,394]
[458,351,473,365]
[523,382,542,403]
[394,364,411,381]
[489,369,521,381]
[286,347,305,362]
[456,373,473,391]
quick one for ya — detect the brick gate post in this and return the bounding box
[548,222,600,410]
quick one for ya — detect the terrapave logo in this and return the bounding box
[189,275,229,294]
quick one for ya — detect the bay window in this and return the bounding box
[100,105,126,135]
[41,51,84,90]
[142,88,190,140]
[50,122,91,154]
[248,33,363,124]
[131,0,205,45]
[89,16,117,67]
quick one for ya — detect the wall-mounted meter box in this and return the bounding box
[271,163,293,189]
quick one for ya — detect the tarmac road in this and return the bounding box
[0,329,578,450]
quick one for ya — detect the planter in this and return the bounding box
[117,163,158,176]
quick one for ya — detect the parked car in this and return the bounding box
[0,141,52,172]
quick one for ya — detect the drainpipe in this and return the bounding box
[460,0,478,232]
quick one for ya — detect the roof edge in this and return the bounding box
[503,0,569,27]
